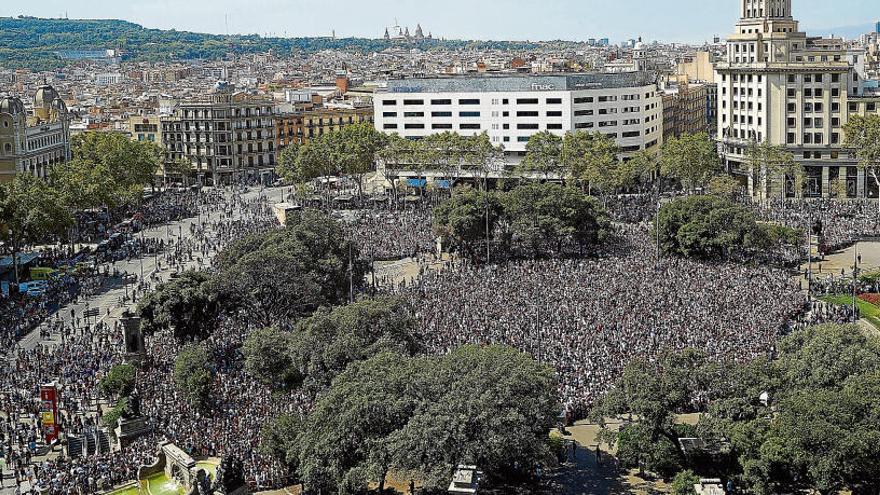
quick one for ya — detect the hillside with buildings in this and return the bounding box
[0,16,554,71]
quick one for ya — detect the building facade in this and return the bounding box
[716,0,880,198]
[276,106,373,148]
[129,115,162,144]
[373,73,663,165]
[161,83,276,186]
[0,84,71,182]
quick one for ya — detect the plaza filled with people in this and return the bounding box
[4,186,880,494]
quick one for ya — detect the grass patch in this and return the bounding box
[820,295,880,330]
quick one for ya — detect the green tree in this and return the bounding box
[655,195,796,261]
[291,296,421,392]
[844,114,880,211]
[699,324,880,495]
[277,345,558,494]
[502,183,609,256]
[68,132,162,205]
[137,270,219,341]
[707,174,742,200]
[433,188,503,257]
[242,327,302,389]
[594,350,711,478]
[211,210,365,325]
[98,363,137,399]
[389,345,559,489]
[173,344,212,410]
[617,149,659,193]
[377,134,417,202]
[561,131,621,194]
[0,173,73,285]
[519,131,563,180]
[672,469,701,495]
[660,132,721,192]
[330,123,388,201]
[746,141,801,201]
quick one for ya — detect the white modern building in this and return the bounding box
[373,73,663,164]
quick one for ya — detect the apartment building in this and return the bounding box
[373,72,663,165]
[716,0,880,198]
[161,82,276,186]
[276,106,373,148]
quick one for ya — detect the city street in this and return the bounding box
[0,186,278,493]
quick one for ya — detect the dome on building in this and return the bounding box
[34,84,60,109]
[0,96,25,115]
[634,41,646,51]
[51,97,68,114]
[213,80,232,93]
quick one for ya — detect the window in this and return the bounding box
[787,89,796,98]
[517,136,531,142]
[459,99,480,105]
[575,122,594,129]
[403,99,424,105]
[383,124,398,129]
[574,110,594,116]
[546,98,563,104]
[404,123,425,129]
[432,124,453,129]
[547,111,563,117]
[431,99,452,105]
[431,111,453,117]
[459,124,481,130]
[516,98,539,104]
[382,100,397,106]
[574,97,594,104]
[404,111,425,117]
[547,124,563,130]
[622,131,640,138]
[459,111,481,117]
[517,111,540,117]
[831,132,840,144]
[517,124,540,130]
[832,74,840,83]
[787,133,796,144]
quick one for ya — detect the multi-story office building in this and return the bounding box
[373,73,663,167]
[161,82,276,186]
[0,84,71,182]
[716,0,880,198]
[276,106,373,148]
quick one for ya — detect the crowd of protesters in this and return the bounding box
[398,226,806,417]
[6,188,880,494]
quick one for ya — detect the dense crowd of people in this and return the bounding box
[400,226,806,417]
[7,186,880,494]
[0,188,283,494]
[343,206,436,261]
[757,198,880,253]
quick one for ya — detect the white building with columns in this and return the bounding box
[717,0,880,199]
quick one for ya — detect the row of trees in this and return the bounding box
[595,323,880,494]
[433,183,610,259]
[0,133,161,283]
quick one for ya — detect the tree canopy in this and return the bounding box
[655,195,799,261]
[265,345,558,494]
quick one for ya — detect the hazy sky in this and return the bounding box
[1,0,877,43]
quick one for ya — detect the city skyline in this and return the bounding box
[0,0,877,44]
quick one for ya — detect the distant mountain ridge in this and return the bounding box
[0,16,549,71]
[804,22,875,40]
